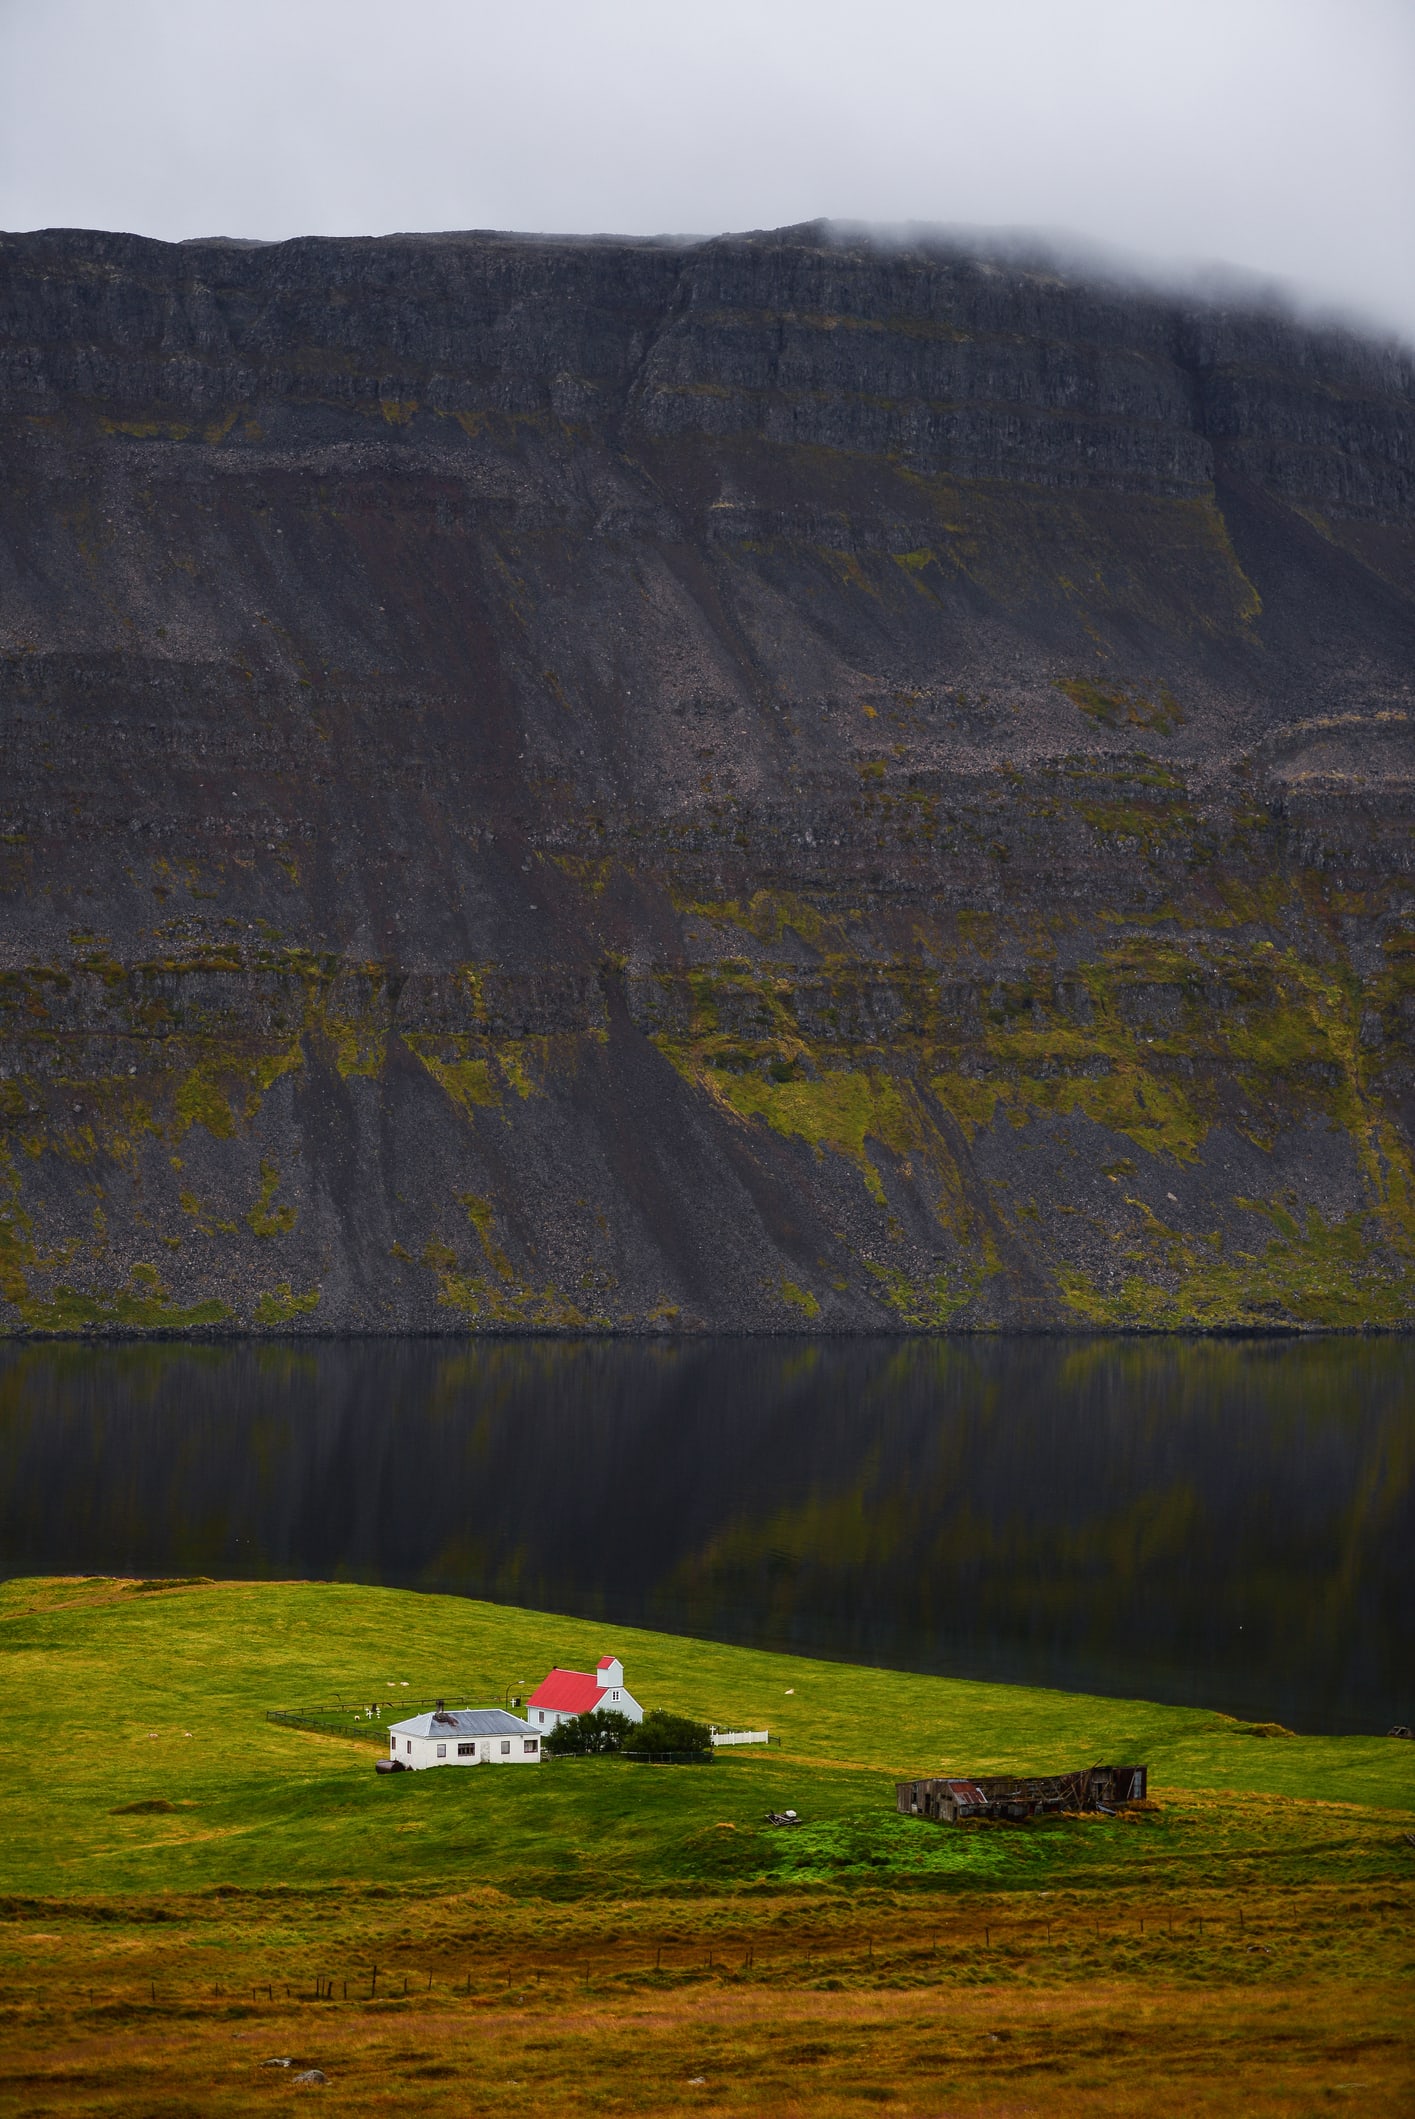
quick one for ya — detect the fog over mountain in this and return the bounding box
[2,0,1412,341]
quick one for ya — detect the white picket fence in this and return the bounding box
[710,1727,770,1746]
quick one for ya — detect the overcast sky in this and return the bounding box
[2,0,1411,339]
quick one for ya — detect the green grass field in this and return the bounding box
[3,1572,1412,1900]
[1,1574,1412,2116]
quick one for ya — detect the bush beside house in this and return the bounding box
[544,1706,712,1759]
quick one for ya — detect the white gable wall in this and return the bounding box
[530,1688,643,1732]
[389,1730,541,1769]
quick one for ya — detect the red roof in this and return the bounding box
[597,1656,616,1670]
[528,1667,604,1714]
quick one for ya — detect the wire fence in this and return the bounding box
[266,1702,502,1745]
[547,1748,716,1765]
[1,1899,1323,2013]
[267,1704,751,1766]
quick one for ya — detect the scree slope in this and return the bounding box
[2,223,1413,1332]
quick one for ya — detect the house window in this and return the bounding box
[525,1739,538,1753]
[436,1743,447,1758]
[458,1742,474,1756]
[405,1739,412,1754]
[500,1740,511,1754]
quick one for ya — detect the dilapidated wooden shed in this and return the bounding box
[897,1764,1147,1823]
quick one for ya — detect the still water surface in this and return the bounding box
[2,1335,1411,1734]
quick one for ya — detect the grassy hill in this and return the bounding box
[1,1573,1410,1899]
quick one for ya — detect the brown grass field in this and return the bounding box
[1,1885,1411,2116]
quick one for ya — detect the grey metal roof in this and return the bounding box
[389,1707,534,1739]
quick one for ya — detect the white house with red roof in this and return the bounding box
[526,1654,643,1732]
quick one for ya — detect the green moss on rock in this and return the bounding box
[246,1158,297,1239]
[17,1262,230,1334]
[253,1281,321,1326]
[1057,1205,1415,1330]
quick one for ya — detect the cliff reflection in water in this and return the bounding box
[1,1336,1410,1733]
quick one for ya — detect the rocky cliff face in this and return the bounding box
[1,222,1413,1333]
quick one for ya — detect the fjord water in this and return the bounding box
[1,1335,1409,1735]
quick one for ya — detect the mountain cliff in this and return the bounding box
[2,221,1413,1332]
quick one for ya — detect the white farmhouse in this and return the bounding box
[383,1703,541,1770]
[526,1654,643,1733]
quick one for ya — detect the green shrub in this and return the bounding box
[625,1709,713,1756]
[542,1708,635,1756]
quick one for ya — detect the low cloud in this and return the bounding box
[1,0,1411,342]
